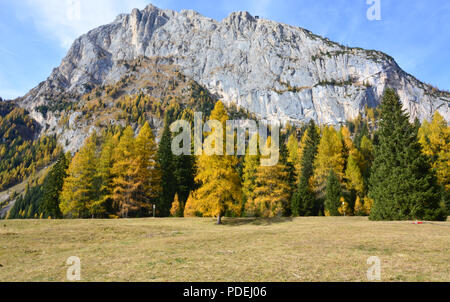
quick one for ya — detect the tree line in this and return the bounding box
[5,89,449,221]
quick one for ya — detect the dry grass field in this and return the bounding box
[0,217,449,282]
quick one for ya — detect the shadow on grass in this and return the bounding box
[221,217,293,226]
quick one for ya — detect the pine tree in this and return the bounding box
[360,135,374,183]
[173,147,196,205]
[60,134,98,218]
[369,88,445,221]
[169,108,197,205]
[40,152,70,218]
[324,170,342,216]
[157,115,176,217]
[291,120,320,216]
[192,101,242,224]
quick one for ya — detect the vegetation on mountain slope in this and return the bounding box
[4,88,449,221]
[0,102,62,191]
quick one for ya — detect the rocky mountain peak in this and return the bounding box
[16,4,449,130]
[224,11,256,23]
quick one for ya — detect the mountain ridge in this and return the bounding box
[12,4,450,136]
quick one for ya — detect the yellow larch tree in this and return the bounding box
[312,126,345,197]
[183,192,199,217]
[135,122,161,211]
[246,137,291,217]
[111,126,142,218]
[418,112,450,192]
[170,193,183,217]
[60,133,98,218]
[191,101,242,224]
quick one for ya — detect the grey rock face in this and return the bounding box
[19,4,449,126]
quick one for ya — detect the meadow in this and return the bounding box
[0,217,449,282]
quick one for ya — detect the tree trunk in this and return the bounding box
[217,214,222,225]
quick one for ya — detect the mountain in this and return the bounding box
[14,4,450,150]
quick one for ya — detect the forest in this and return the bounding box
[4,89,449,222]
[0,101,62,192]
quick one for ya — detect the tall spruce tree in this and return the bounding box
[369,88,445,221]
[170,108,197,209]
[157,115,176,217]
[291,120,320,216]
[40,152,70,218]
[360,135,374,183]
[324,169,342,216]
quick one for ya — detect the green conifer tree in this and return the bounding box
[242,135,260,215]
[369,89,445,221]
[324,170,342,216]
[291,120,320,216]
[40,152,70,218]
[157,115,177,217]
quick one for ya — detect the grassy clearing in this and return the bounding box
[0,217,449,282]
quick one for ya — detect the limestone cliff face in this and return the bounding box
[19,4,449,126]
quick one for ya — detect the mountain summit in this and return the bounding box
[18,4,449,128]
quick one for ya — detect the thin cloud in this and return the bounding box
[249,0,272,18]
[16,0,164,49]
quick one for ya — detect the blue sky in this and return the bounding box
[0,0,449,100]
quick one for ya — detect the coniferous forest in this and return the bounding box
[3,89,449,222]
